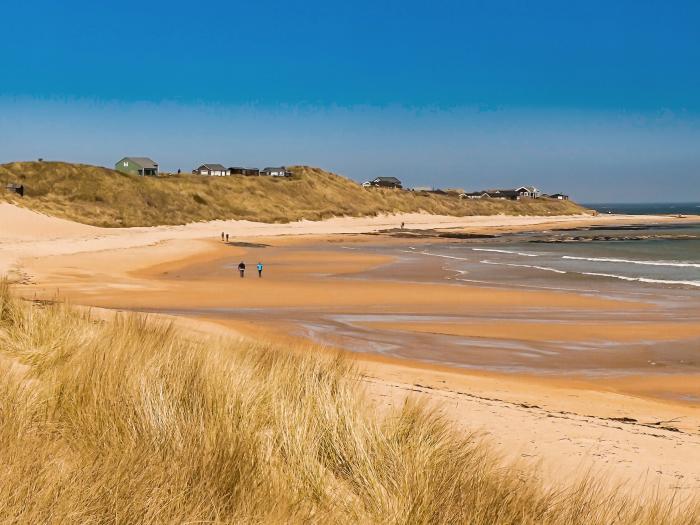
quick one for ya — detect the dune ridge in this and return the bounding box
[0,161,587,227]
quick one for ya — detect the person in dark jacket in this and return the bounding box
[238,261,246,278]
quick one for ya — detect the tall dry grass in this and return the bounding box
[0,281,695,523]
[0,162,588,227]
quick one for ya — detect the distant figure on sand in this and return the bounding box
[257,262,263,278]
[221,232,225,241]
[401,222,405,229]
[238,261,246,278]
[226,233,229,242]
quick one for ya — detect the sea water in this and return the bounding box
[583,202,700,216]
[410,222,700,296]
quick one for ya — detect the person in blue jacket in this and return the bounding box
[257,262,263,278]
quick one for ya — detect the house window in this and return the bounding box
[124,161,128,166]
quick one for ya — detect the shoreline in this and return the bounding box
[4,204,698,401]
[3,203,700,496]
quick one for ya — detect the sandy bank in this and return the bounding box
[3,200,695,278]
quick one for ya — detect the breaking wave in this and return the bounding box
[562,255,700,268]
[480,260,568,274]
[471,248,539,257]
[580,272,700,288]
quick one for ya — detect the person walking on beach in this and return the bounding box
[226,233,229,243]
[257,262,263,278]
[221,232,225,241]
[401,221,405,229]
[238,261,246,278]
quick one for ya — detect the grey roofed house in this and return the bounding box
[367,176,402,189]
[514,186,541,198]
[261,167,291,177]
[484,189,521,200]
[203,163,226,171]
[460,191,491,199]
[115,157,159,176]
[550,193,569,200]
[193,164,227,176]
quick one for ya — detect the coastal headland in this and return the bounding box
[2,202,700,497]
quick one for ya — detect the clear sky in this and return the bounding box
[1,0,699,201]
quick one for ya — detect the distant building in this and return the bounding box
[485,189,521,200]
[460,191,491,199]
[5,183,24,197]
[115,157,159,176]
[460,185,542,200]
[411,186,433,192]
[228,167,260,176]
[550,193,569,200]
[514,186,541,198]
[364,177,402,189]
[193,164,227,176]
[261,167,291,177]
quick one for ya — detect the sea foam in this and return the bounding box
[480,260,568,274]
[472,248,539,257]
[562,255,700,268]
[580,271,700,288]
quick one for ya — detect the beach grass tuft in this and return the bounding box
[0,280,695,523]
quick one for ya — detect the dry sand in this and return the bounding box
[2,202,700,497]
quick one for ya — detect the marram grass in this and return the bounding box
[0,281,695,523]
[0,162,587,227]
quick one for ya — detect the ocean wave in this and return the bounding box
[480,260,568,274]
[402,250,470,261]
[580,271,700,288]
[472,248,539,257]
[562,255,700,268]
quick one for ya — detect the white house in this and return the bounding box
[515,186,541,198]
[261,167,291,177]
[193,164,228,176]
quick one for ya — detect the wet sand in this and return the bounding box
[23,233,700,398]
[362,320,700,342]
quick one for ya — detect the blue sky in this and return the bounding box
[1,0,699,201]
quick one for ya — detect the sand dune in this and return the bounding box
[0,202,98,239]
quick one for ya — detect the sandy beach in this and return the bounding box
[2,202,700,496]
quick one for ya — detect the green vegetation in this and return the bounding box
[0,282,696,523]
[0,161,588,227]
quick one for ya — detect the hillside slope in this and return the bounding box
[0,161,587,227]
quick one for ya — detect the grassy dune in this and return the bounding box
[0,161,587,227]
[0,282,695,524]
